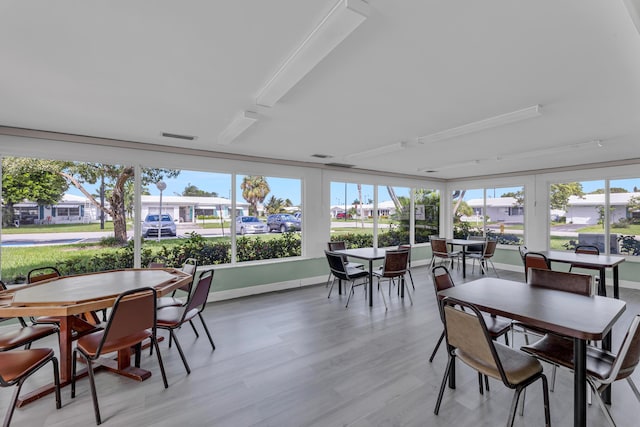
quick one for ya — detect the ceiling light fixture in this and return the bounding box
[344,141,408,159]
[255,0,369,107]
[161,132,197,141]
[419,159,481,173]
[497,139,603,161]
[417,105,542,144]
[218,111,259,145]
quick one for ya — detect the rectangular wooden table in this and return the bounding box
[335,247,386,307]
[0,268,191,406]
[540,250,625,299]
[438,277,626,427]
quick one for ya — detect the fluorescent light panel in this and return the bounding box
[497,139,603,161]
[418,105,542,144]
[218,111,259,145]
[419,159,481,173]
[256,0,369,107]
[344,141,407,159]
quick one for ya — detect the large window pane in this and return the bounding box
[452,188,483,238]
[377,185,410,246]
[1,157,135,283]
[236,175,301,262]
[549,180,606,251]
[486,186,524,246]
[140,169,233,266]
[330,182,374,248]
[610,178,640,256]
[415,188,440,243]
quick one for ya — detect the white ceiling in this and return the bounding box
[2,0,640,179]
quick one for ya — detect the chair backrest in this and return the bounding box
[611,315,640,383]
[431,266,455,322]
[325,250,349,281]
[96,287,157,357]
[179,258,198,292]
[27,266,61,284]
[327,241,349,264]
[442,297,511,386]
[398,244,412,266]
[518,245,529,262]
[181,269,214,320]
[430,238,449,257]
[482,240,498,258]
[379,249,409,278]
[467,235,486,252]
[527,268,593,296]
[523,251,550,281]
[575,245,599,256]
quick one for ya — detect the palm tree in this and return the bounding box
[241,176,270,216]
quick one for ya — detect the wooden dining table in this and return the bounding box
[540,250,625,299]
[438,277,626,427]
[446,238,484,278]
[0,268,192,406]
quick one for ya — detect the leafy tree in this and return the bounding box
[589,187,628,194]
[550,182,584,211]
[628,195,640,223]
[501,190,524,206]
[241,176,270,216]
[1,157,68,226]
[181,183,218,197]
[265,196,287,214]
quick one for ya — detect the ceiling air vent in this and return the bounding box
[161,132,197,141]
[311,154,333,159]
[325,162,355,168]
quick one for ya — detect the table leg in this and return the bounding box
[368,259,374,307]
[462,250,467,278]
[599,268,607,297]
[574,338,587,427]
[613,266,619,300]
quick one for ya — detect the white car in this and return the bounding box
[236,216,268,235]
[142,214,177,238]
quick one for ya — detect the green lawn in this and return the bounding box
[1,222,117,234]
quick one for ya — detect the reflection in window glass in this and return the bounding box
[609,178,640,256]
[548,180,605,251]
[236,175,301,261]
[330,182,374,248]
[415,189,439,243]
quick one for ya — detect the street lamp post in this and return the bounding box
[156,181,166,242]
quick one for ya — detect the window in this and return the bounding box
[330,182,374,248]
[377,185,410,245]
[415,188,440,243]
[609,178,640,257]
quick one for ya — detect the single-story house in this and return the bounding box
[141,196,251,223]
[464,197,524,223]
[565,192,640,225]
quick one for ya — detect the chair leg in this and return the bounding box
[189,320,200,338]
[541,375,551,427]
[198,312,216,350]
[434,355,454,415]
[628,377,640,402]
[489,260,499,278]
[169,329,191,374]
[550,365,556,392]
[508,386,524,427]
[152,337,169,389]
[429,330,445,362]
[378,278,388,311]
[478,372,484,395]
[403,278,413,305]
[327,276,336,298]
[589,379,616,427]
[51,357,61,410]
[407,269,415,289]
[5,379,24,427]
[85,358,102,425]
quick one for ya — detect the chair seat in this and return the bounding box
[156,296,184,309]
[0,348,55,383]
[346,261,364,270]
[521,334,615,381]
[156,306,199,328]
[345,267,369,279]
[458,342,543,385]
[0,324,58,351]
[77,329,152,357]
[483,314,512,338]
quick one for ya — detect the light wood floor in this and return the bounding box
[2,265,639,426]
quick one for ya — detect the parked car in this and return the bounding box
[236,216,268,235]
[336,212,351,219]
[142,214,177,238]
[267,213,301,232]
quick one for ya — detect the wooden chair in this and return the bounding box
[522,314,640,427]
[325,251,369,307]
[428,238,461,270]
[156,270,216,374]
[0,349,61,427]
[72,287,168,425]
[469,239,499,277]
[435,297,551,427]
[373,248,411,310]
